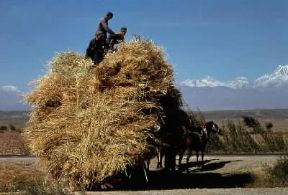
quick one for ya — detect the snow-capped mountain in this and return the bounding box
[181,76,249,89]
[253,65,288,88]
[181,65,288,89]
[179,65,288,111]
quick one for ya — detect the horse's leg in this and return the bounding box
[156,153,160,168]
[164,147,176,171]
[186,149,192,164]
[146,159,150,171]
[171,149,176,172]
[184,149,192,172]
[196,150,199,166]
[201,150,204,165]
[129,164,149,184]
[143,162,149,183]
[178,149,183,166]
[159,149,164,168]
[124,165,133,179]
[156,147,163,168]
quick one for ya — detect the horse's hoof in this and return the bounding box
[100,183,114,190]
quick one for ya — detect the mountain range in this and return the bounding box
[179,65,288,111]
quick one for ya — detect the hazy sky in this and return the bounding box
[1,0,288,92]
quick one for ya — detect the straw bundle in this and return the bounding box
[24,39,182,189]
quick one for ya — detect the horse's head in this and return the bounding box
[201,126,208,138]
[205,121,224,135]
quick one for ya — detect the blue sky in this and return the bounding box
[1,0,288,92]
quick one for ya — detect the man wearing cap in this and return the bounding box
[86,31,108,65]
[97,12,115,41]
[107,27,127,50]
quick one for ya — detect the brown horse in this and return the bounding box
[178,121,223,167]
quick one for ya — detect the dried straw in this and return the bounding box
[24,39,181,189]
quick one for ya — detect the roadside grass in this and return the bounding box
[207,120,288,153]
[0,161,68,194]
[261,132,287,152]
[248,155,288,188]
[264,155,288,186]
[206,119,288,187]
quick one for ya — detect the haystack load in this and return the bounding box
[24,39,186,189]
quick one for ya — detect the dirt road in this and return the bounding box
[0,154,279,173]
[81,154,288,194]
[77,188,288,195]
[1,155,287,194]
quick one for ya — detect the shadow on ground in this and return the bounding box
[178,159,237,172]
[111,159,254,191]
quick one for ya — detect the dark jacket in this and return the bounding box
[86,38,108,64]
[86,38,107,57]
